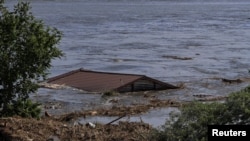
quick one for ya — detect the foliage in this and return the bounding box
[3,99,41,119]
[151,86,250,141]
[0,0,63,116]
[223,86,250,125]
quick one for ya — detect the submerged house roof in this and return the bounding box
[46,68,178,93]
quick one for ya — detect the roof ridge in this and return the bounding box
[78,68,145,77]
[47,68,81,82]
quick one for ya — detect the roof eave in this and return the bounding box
[115,76,179,92]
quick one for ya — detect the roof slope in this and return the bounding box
[46,68,178,93]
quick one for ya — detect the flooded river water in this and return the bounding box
[6,0,250,127]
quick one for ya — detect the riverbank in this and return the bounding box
[0,93,230,141]
[0,116,152,141]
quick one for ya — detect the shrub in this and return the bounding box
[0,0,62,116]
[3,99,41,119]
[150,86,250,141]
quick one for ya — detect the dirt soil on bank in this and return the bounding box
[0,116,153,141]
[0,98,174,141]
[0,98,179,141]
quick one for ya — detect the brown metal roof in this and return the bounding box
[46,68,178,93]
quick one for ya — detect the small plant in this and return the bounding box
[2,99,41,119]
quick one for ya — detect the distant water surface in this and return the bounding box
[20,0,250,81]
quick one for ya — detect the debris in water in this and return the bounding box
[221,78,243,84]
